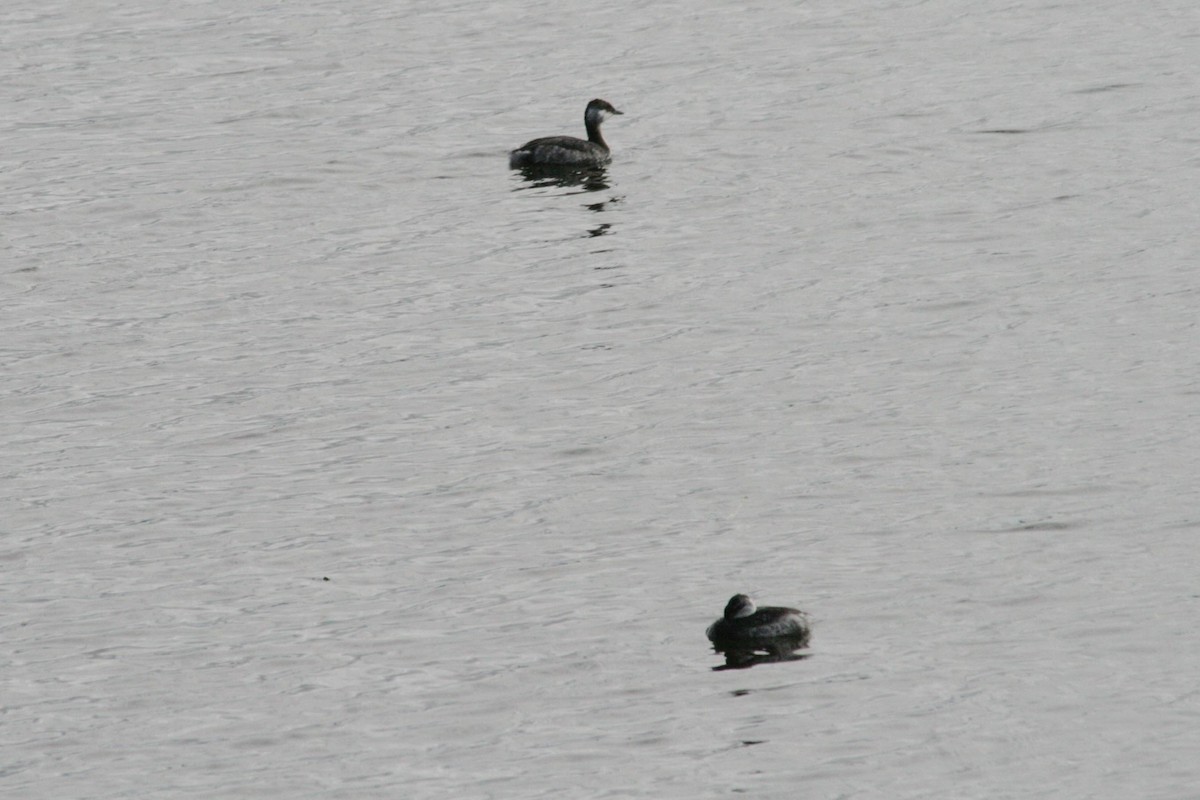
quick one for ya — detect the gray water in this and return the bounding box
[4,0,1199,797]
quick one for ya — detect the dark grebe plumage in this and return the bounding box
[706,594,811,644]
[509,98,623,168]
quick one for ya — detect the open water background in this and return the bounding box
[4,0,1199,797]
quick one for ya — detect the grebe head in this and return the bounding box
[585,98,623,125]
[724,594,757,620]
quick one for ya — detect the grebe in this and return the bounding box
[706,594,811,644]
[509,98,623,168]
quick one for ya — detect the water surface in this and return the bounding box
[4,0,1199,797]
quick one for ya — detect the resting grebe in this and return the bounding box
[706,594,811,644]
[509,99,623,168]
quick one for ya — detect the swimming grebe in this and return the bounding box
[509,99,623,168]
[706,594,811,644]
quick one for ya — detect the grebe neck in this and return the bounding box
[584,115,608,149]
